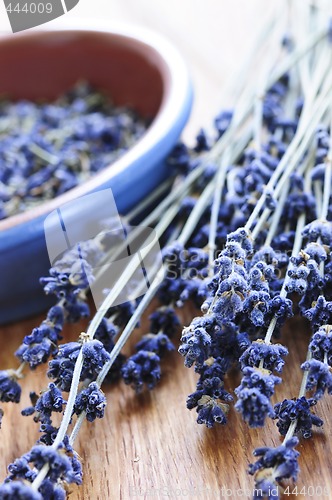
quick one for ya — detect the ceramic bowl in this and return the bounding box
[0,25,192,323]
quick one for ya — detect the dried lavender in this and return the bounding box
[1,6,332,500]
[0,101,238,495]
[0,81,147,219]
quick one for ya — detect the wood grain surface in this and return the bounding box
[1,2,332,499]
[1,308,332,499]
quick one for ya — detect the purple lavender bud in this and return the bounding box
[179,325,212,368]
[111,302,136,328]
[226,227,253,255]
[22,383,66,425]
[0,481,42,499]
[283,193,316,221]
[38,424,59,446]
[27,444,82,485]
[214,109,233,138]
[243,291,270,327]
[304,296,332,328]
[274,397,323,438]
[178,197,196,218]
[305,242,327,263]
[39,480,66,500]
[302,220,332,245]
[268,295,293,320]
[178,279,209,309]
[149,307,180,336]
[167,142,192,175]
[240,341,288,373]
[194,128,210,152]
[308,325,332,363]
[0,370,21,404]
[63,298,90,323]
[93,318,118,352]
[301,359,332,399]
[214,255,233,277]
[195,356,229,379]
[81,339,111,373]
[195,396,229,427]
[7,456,35,482]
[265,190,277,210]
[235,387,276,427]
[196,373,232,407]
[121,351,161,392]
[48,340,110,391]
[136,332,174,356]
[73,382,106,422]
[235,367,281,427]
[249,438,299,498]
[15,306,65,368]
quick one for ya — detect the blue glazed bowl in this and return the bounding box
[0,25,192,324]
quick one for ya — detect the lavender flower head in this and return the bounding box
[274,397,323,438]
[235,367,281,427]
[240,340,288,373]
[249,438,300,500]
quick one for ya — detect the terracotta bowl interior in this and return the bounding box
[0,29,170,230]
[0,30,165,118]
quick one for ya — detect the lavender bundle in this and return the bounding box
[178,6,332,499]
[1,4,332,500]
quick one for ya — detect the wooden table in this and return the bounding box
[1,2,332,499]
[1,311,332,499]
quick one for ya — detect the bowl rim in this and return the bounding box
[0,22,191,230]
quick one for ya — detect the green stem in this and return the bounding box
[249,73,332,238]
[178,127,252,247]
[207,150,230,271]
[264,181,290,247]
[253,93,264,153]
[28,143,59,166]
[96,271,164,387]
[314,181,323,217]
[283,348,312,444]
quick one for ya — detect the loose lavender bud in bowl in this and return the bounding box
[0,25,192,323]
